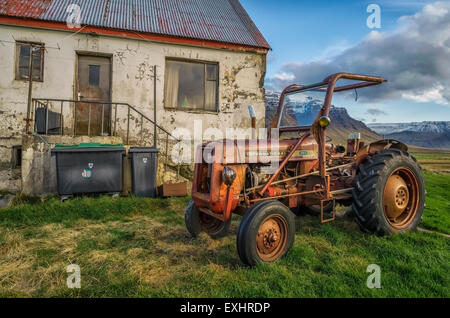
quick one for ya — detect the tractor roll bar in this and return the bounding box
[316,73,385,176]
[284,73,385,95]
[270,73,385,130]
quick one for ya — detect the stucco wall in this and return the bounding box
[0,24,267,192]
[0,136,22,191]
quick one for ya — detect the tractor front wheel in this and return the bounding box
[185,199,231,239]
[352,149,425,235]
[237,200,295,266]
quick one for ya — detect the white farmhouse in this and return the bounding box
[0,0,270,194]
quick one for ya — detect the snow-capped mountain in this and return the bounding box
[265,91,450,149]
[265,90,381,145]
[368,122,450,135]
[368,122,450,149]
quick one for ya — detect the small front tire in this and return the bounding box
[185,199,201,237]
[185,199,231,239]
[237,200,295,266]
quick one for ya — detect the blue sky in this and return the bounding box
[240,0,450,123]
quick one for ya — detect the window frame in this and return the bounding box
[164,58,219,113]
[15,41,45,82]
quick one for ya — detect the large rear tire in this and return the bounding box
[237,200,295,266]
[352,149,425,235]
[185,199,231,239]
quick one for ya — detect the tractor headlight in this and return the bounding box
[319,116,331,127]
[222,167,237,186]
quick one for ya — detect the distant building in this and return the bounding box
[0,0,270,194]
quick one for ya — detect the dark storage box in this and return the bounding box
[129,147,159,198]
[35,107,61,134]
[51,143,125,196]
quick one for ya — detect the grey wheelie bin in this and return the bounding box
[128,147,159,198]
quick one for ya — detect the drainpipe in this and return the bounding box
[25,44,35,134]
[153,65,157,148]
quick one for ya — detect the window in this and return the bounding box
[89,65,100,87]
[164,59,218,111]
[16,42,44,81]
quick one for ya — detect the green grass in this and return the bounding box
[422,171,450,234]
[412,152,450,233]
[412,152,450,173]
[411,152,450,161]
[0,172,449,298]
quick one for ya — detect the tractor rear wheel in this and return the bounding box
[352,149,425,235]
[185,199,231,239]
[237,200,295,266]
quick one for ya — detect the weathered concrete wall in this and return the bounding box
[21,134,122,195]
[0,24,267,192]
[0,137,22,191]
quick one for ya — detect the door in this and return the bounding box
[76,55,111,136]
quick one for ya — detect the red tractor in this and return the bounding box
[185,73,425,266]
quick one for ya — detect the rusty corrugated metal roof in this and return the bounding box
[0,0,270,49]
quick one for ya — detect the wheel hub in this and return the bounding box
[383,173,409,219]
[256,216,287,261]
[263,228,279,247]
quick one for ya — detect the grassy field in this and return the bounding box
[411,151,450,173]
[0,155,449,297]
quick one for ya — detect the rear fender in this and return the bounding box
[355,139,408,167]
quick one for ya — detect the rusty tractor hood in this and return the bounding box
[199,135,321,164]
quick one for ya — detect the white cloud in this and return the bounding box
[273,72,295,81]
[367,108,388,116]
[402,84,448,104]
[422,3,448,19]
[266,1,450,106]
[313,39,353,63]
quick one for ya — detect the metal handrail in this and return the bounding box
[31,98,178,142]
[30,98,182,172]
